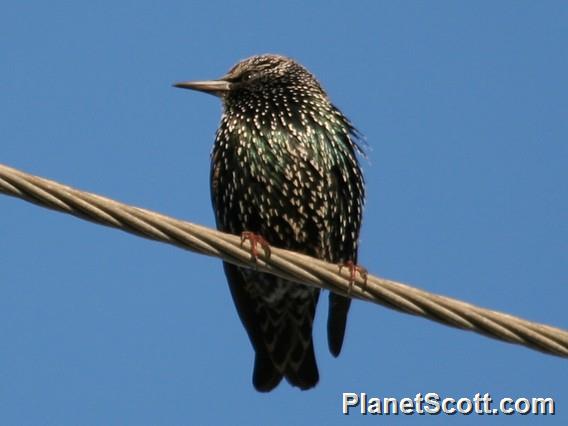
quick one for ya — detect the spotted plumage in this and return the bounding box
[175,54,365,391]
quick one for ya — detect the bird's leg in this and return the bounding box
[338,260,368,295]
[240,231,271,262]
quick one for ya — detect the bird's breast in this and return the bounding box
[211,122,343,258]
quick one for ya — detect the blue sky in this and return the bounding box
[1,1,566,424]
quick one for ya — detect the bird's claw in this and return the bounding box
[240,231,271,262]
[338,260,368,295]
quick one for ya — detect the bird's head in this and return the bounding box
[174,54,326,105]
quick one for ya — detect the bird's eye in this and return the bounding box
[242,72,256,81]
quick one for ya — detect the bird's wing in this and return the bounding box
[326,156,363,356]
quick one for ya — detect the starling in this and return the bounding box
[174,54,365,391]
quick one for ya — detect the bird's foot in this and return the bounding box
[240,231,271,262]
[338,260,368,295]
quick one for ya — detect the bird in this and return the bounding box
[174,54,365,391]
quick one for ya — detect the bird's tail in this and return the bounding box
[253,350,283,392]
[224,262,321,392]
[252,281,320,391]
[253,334,319,392]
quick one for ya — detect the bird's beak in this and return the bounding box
[173,79,232,97]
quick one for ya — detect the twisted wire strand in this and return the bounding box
[1,163,567,357]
